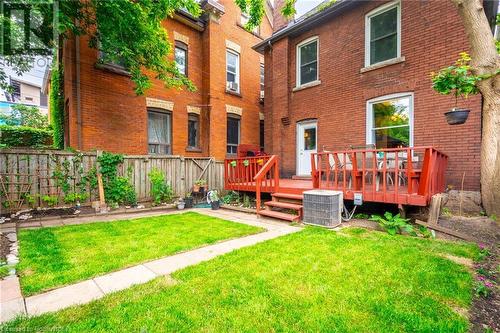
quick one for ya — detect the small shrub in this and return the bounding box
[370,212,414,236]
[222,191,240,204]
[148,168,173,205]
[63,192,88,204]
[0,125,53,148]
[41,195,58,207]
[108,177,137,206]
[474,279,493,298]
[243,194,251,208]
[353,213,370,219]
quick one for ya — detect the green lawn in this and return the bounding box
[6,227,479,332]
[17,212,263,296]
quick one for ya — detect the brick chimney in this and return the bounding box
[273,0,292,32]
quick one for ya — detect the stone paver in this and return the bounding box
[0,298,26,322]
[25,280,103,315]
[93,265,157,294]
[0,277,23,302]
[2,209,301,321]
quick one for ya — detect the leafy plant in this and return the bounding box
[208,190,220,202]
[41,195,58,207]
[441,207,452,217]
[370,212,414,236]
[50,60,65,149]
[98,152,136,205]
[222,191,240,204]
[243,194,251,208]
[148,168,174,205]
[0,125,53,148]
[431,52,480,104]
[63,192,89,205]
[194,179,207,186]
[353,213,369,219]
[22,193,37,208]
[474,278,493,298]
[0,104,49,128]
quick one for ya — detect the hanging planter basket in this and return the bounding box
[444,108,470,125]
[243,159,250,167]
[230,161,237,167]
[257,159,264,166]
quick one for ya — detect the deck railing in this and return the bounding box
[224,155,272,192]
[312,147,448,205]
[253,155,279,213]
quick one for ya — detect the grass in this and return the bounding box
[5,227,479,332]
[16,212,262,296]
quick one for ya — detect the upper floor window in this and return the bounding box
[260,64,264,94]
[226,49,240,93]
[365,1,401,66]
[175,41,188,76]
[296,37,318,87]
[366,93,412,149]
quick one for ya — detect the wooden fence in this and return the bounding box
[0,149,224,212]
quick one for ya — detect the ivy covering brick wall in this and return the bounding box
[50,61,65,149]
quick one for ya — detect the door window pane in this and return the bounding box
[148,110,171,154]
[304,128,316,150]
[368,5,398,65]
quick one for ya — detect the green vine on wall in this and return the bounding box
[50,59,65,149]
[98,152,137,205]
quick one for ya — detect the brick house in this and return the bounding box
[254,0,498,191]
[60,0,273,160]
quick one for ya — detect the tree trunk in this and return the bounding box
[451,0,500,216]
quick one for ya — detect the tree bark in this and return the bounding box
[451,0,500,216]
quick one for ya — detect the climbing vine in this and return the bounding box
[49,60,65,149]
[97,152,136,205]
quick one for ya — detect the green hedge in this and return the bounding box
[0,125,53,148]
[50,60,64,149]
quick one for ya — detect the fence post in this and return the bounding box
[179,156,186,197]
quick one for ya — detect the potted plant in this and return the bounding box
[243,159,250,167]
[193,179,208,193]
[184,192,193,208]
[207,190,220,210]
[176,198,185,210]
[230,160,237,167]
[431,52,479,125]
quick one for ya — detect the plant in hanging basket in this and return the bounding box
[257,159,264,165]
[431,52,480,125]
[243,159,250,167]
[230,160,237,167]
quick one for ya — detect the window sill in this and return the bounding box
[186,147,202,153]
[225,90,242,98]
[95,62,131,76]
[292,80,321,92]
[360,56,405,73]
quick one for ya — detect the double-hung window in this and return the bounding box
[148,109,172,154]
[226,49,240,93]
[296,37,318,87]
[367,93,412,149]
[227,115,240,155]
[175,41,188,76]
[260,64,264,96]
[365,1,401,66]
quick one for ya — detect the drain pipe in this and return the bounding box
[75,23,82,150]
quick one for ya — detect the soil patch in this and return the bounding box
[0,233,10,262]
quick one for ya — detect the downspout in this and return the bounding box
[75,21,82,150]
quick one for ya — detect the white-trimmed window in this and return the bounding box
[296,36,319,86]
[226,49,240,93]
[366,93,413,149]
[174,41,188,76]
[365,1,401,66]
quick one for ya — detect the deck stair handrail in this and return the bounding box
[253,155,280,213]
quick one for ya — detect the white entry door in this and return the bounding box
[296,121,317,176]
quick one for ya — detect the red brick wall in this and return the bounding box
[265,0,482,190]
[62,2,272,160]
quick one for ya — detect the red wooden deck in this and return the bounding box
[224,146,448,207]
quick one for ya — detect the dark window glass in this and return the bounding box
[260,120,264,150]
[304,128,316,150]
[175,42,188,75]
[227,116,240,155]
[299,40,318,85]
[369,7,398,65]
[188,114,199,148]
[148,110,171,154]
[260,64,264,93]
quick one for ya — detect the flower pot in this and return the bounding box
[177,202,185,210]
[184,197,193,208]
[444,108,470,125]
[211,201,220,210]
[193,185,207,193]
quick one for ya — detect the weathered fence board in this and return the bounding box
[0,149,224,212]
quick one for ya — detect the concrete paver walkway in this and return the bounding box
[0,209,300,322]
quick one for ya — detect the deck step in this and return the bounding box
[264,201,303,210]
[271,192,304,200]
[291,175,312,180]
[258,209,300,222]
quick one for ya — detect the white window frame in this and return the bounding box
[226,49,240,93]
[365,1,401,67]
[366,92,414,148]
[296,36,319,87]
